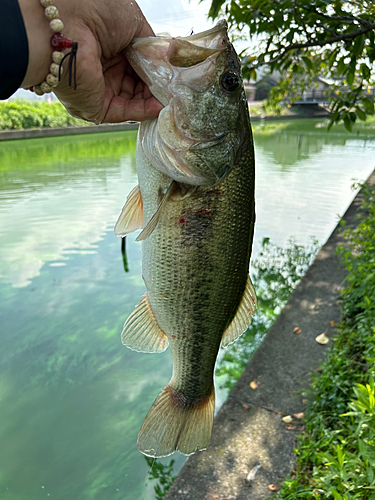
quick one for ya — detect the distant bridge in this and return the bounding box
[289,88,375,105]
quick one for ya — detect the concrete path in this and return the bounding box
[165,170,375,500]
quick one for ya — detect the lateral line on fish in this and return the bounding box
[136,180,177,242]
[228,396,284,416]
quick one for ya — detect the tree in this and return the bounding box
[206,0,375,130]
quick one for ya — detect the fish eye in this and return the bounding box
[221,73,240,92]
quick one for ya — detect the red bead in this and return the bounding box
[51,33,73,50]
[29,86,34,92]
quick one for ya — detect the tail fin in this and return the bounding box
[137,384,215,458]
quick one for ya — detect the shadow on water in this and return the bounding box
[121,237,129,273]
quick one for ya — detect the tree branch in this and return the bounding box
[301,5,370,28]
[249,23,375,70]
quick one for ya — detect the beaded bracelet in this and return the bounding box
[29,0,78,96]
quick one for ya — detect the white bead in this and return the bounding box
[52,51,64,64]
[50,19,64,32]
[34,85,44,96]
[40,0,54,7]
[46,73,59,87]
[50,63,61,77]
[40,81,53,93]
[45,6,59,20]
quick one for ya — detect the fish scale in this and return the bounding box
[138,141,255,440]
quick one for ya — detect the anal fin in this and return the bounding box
[221,274,257,348]
[122,293,169,353]
[114,185,143,237]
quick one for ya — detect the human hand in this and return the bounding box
[19,0,163,123]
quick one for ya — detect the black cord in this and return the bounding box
[58,42,78,90]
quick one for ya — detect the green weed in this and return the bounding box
[278,181,375,500]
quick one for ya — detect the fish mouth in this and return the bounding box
[125,21,229,105]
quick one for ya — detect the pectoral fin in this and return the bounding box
[136,181,176,241]
[221,275,257,348]
[114,185,143,237]
[121,293,169,353]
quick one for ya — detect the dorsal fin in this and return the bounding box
[121,293,169,353]
[114,185,143,237]
[221,275,257,348]
[136,181,176,241]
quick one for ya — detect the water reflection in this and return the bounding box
[0,121,374,500]
[252,119,375,168]
[145,457,176,500]
[121,237,130,273]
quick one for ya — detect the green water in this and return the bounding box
[0,120,374,499]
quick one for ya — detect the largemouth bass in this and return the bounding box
[115,20,256,458]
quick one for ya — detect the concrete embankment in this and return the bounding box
[0,109,328,141]
[164,170,375,500]
[0,122,138,141]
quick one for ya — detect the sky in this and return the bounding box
[137,0,215,37]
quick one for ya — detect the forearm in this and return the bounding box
[18,0,54,87]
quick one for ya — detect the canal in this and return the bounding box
[0,118,374,499]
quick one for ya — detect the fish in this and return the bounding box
[114,20,256,458]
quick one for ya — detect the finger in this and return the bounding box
[102,93,163,123]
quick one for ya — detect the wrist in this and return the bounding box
[19,0,52,87]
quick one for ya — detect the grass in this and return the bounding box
[277,181,375,500]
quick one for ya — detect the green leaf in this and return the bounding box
[356,106,367,121]
[353,34,365,57]
[337,58,346,76]
[363,98,375,116]
[230,0,242,22]
[361,63,371,80]
[286,30,295,43]
[367,467,374,484]
[208,0,226,18]
[302,56,313,70]
[332,490,343,500]
[347,71,355,87]
[344,114,353,132]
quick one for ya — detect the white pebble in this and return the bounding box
[50,19,64,32]
[50,63,61,77]
[52,51,64,64]
[46,73,59,87]
[40,81,53,93]
[44,6,59,20]
[34,85,44,96]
